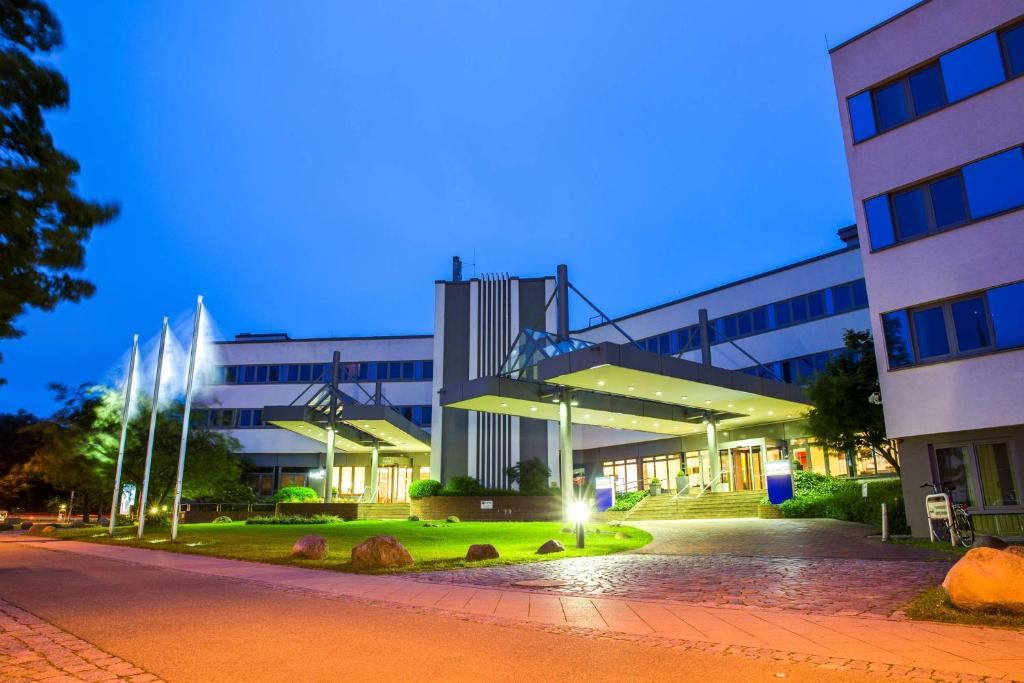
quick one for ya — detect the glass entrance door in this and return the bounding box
[717,440,767,491]
[377,466,414,503]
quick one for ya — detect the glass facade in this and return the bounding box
[214,359,433,385]
[933,441,1020,511]
[848,22,1024,143]
[202,404,432,428]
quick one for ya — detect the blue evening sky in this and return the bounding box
[1,0,914,415]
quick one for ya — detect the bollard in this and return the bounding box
[881,502,889,541]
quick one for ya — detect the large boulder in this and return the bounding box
[350,535,414,568]
[942,547,1024,613]
[465,544,499,561]
[1005,546,1024,559]
[41,526,56,534]
[535,539,565,555]
[291,534,329,560]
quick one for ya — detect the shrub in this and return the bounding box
[779,474,908,534]
[609,490,648,511]
[273,486,321,503]
[212,516,233,524]
[446,515,460,523]
[144,509,172,527]
[409,479,443,499]
[441,476,484,496]
[407,515,420,521]
[245,514,341,525]
[0,523,13,531]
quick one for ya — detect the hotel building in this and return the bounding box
[830,0,1024,536]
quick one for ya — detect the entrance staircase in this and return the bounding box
[624,490,763,521]
[356,503,411,520]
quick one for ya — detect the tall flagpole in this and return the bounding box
[170,296,203,543]
[108,334,139,536]
[137,317,169,539]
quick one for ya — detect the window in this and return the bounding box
[939,32,1005,103]
[1003,22,1024,77]
[865,146,1024,249]
[832,284,852,312]
[961,147,1024,219]
[864,195,895,249]
[950,297,991,352]
[882,310,915,368]
[977,443,1019,506]
[807,291,825,318]
[935,445,974,506]
[912,306,950,359]
[988,281,1024,349]
[848,91,876,143]
[279,472,307,488]
[852,280,868,307]
[883,283,1024,368]
[907,63,946,115]
[874,79,910,131]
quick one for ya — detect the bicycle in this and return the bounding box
[920,482,975,547]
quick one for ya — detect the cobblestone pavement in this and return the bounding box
[405,553,951,617]
[406,520,955,618]
[0,598,162,683]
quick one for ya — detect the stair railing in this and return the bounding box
[696,471,726,497]
[358,485,378,504]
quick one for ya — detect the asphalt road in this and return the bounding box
[0,539,877,682]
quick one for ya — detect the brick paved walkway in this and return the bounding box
[405,553,951,617]
[19,539,1024,681]
[0,598,162,683]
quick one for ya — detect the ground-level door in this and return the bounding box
[376,465,414,503]
[710,439,787,492]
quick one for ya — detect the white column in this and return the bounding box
[559,395,573,518]
[109,334,138,536]
[137,317,170,539]
[324,428,336,502]
[707,416,721,492]
[170,295,204,543]
[368,443,380,502]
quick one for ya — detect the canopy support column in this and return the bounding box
[324,351,340,502]
[706,412,720,492]
[559,391,573,518]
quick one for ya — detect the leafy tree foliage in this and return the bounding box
[0,0,119,382]
[505,457,552,495]
[0,409,56,508]
[805,330,900,474]
[0,383,249,516]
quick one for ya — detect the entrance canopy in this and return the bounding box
[263,388,431,454]
[442,340,810,434]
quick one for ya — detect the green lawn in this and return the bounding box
[905,587,1024,630]
[37,520,651,574]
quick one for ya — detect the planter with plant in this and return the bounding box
[649,477,661,496]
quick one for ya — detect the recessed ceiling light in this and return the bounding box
[596,380,606,387]
[529,406,537,412]
[704,400,712,405]
[627,385,635,391]
[727,403,734,408]
[607,417,614,422]
[584,414,591,419]
[500,402,508,407]
[786,414,793,418]
[767,410,774,415]
[748,407,754,412]
[630,420,637,425]
[680,395,688,400]
[655,390,663,396]
[653,422,660,427]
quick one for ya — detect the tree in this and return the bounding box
[805,330,900,474]
[12,383,248,518]
[0,409,57,509]
[0,0,119,383]
[505,457,552,495]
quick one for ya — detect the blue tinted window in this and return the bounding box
[287,364,299,382]
[988,281,1024,349]
[962,147,1024,218]
[893,187,930,238]
[752,307,767,332]
[774,301,791,327]
[848,91,877,142]
[243,366,256,383]
[929,175,967,228]
[255,366,268,383]
[723,316,737,339]
[422,360,433,380]
[875,80,909,130]
[951,297,991,352]
[791,297,808,322]
[239,410,253,428]
[852,280,868,307]
[737,312,752,336]
[913,307,950,358]
[940,33,1005,102]
[403,361,415,379]
[807,291,825,318]
[908,64,946,115]
[832,284,852,312]
[1004,23,1024,77]
[224,366,237,383]
[882,310,915,368]
[864,195,895,249]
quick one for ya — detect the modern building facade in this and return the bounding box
[830,0,1024,536]
[200,228,894,504]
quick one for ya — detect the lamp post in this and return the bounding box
[170,296,204,543]
[137,317,170,539]
[108,334,139,536]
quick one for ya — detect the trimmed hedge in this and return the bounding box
[245,514,341,525]
[779,471,908,533]
[409,479,443,499]
[273,486,321,503]
[609,490,648,511]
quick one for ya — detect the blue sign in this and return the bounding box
[764,460,794,504]
[595,476,614,511]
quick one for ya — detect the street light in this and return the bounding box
[569,500,589,549]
